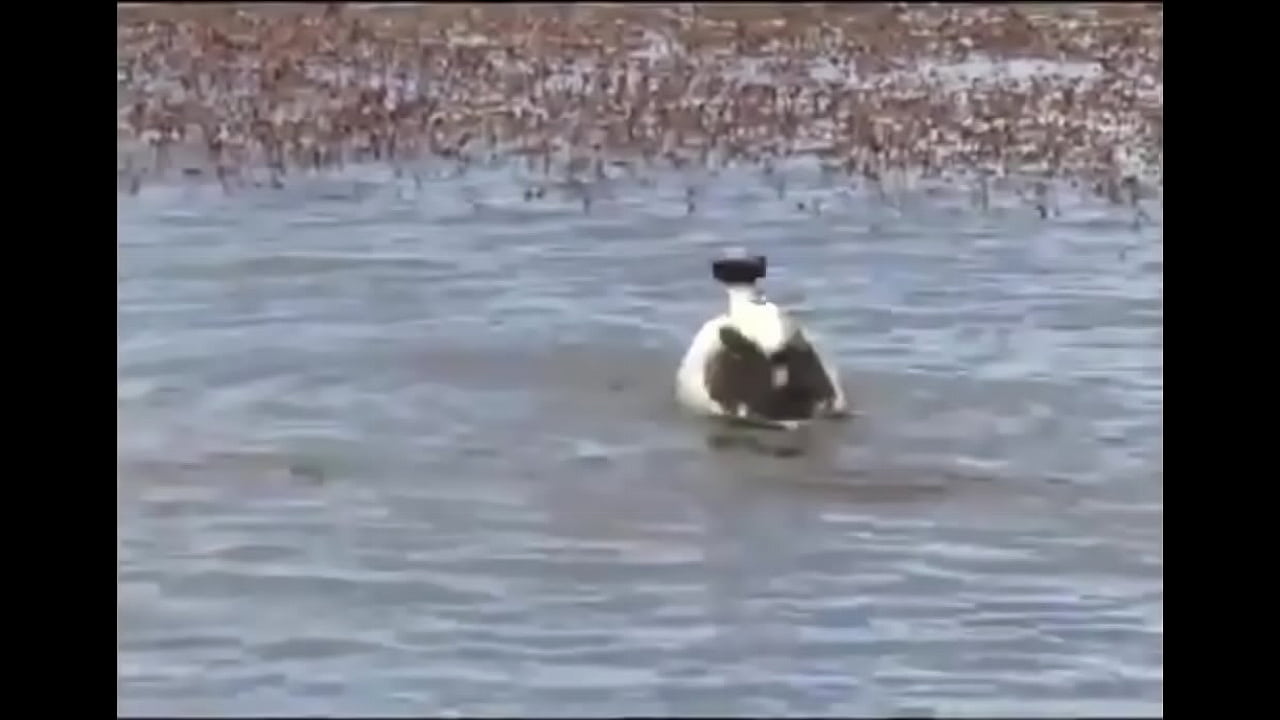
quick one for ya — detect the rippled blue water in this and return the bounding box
[117,161,1162,716]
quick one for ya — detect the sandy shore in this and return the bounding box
[117,3,1161,200]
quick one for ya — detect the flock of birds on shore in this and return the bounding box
[117,4,1162,215]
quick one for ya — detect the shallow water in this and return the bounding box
[117,161,1162,716]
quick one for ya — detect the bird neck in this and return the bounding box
[724,283,764,315]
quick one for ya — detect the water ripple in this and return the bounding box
[119,165,1162,716]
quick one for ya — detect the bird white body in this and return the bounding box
[676,284,848,424]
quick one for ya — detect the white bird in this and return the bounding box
[676,253,849,429]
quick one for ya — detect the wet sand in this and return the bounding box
[118,3,1162,205]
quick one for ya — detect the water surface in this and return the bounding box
[117,162,1163,716]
